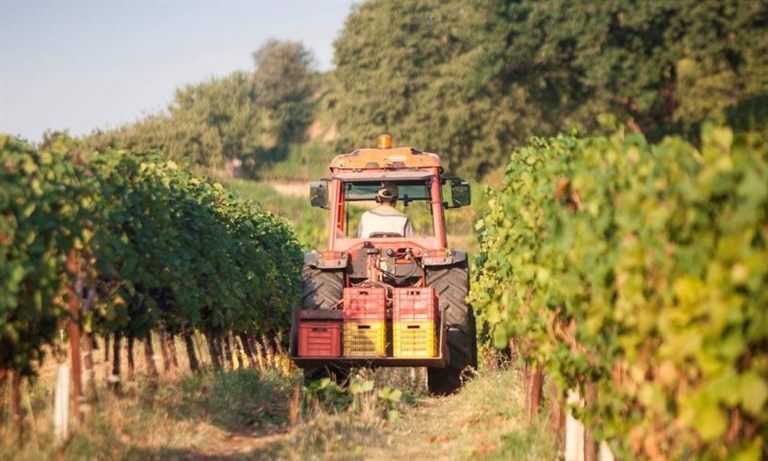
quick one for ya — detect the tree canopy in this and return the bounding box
[85,40,318,171]
[330,0,768,177]
[73,0,768,180]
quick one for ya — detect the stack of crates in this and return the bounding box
[343,287,387,357]
[393,287,438,357]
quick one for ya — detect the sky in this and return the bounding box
[0,0,357,143]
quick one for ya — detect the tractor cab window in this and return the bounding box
[340,180,435,238]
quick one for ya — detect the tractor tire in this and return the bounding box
[300,265,345,384]
[426,261,477,395]
[301,265,343,310]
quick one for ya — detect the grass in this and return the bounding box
[271,347,561,460]
[1,351,560,460]
[1,367,299,461]
[256,143,338,181]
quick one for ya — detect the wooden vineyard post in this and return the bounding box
[527,364,544,426]
[81,289,97,403]
[584,382,598,461]
[548,379,566,444]
[10,371,22,438]
[563,386,614,461]
[110,332,122,393]
[82,333,96,402]
[0,367,7,423]
[143,333,159,388]
[182,328,199,373]
[66,250,82,421]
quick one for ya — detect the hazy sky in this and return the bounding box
[0,0,357,142]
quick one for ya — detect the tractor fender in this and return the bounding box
[422,250,467,268]
[304,252,349,270]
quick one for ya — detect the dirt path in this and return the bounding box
[228,368,548,461]
[356,369,529,461]
[147,368,536,461]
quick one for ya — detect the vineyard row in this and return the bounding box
[1,135,303,410]
[471,124,767,460]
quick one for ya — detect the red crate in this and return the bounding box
[343,287,386,321]
[298,321,342,357]
[393,287,438,322]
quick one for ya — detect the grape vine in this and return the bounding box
[1,135,302,380]
[470,124,767,459]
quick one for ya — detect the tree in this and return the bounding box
[331,1,519,177]
[253,39,318,143]
[85,72,261,169]
[330,0,768,178]
[169,71,261,166]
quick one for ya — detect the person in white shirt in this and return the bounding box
[357,183,414,238]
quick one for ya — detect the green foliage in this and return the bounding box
[84,39,319,176]
[85,72,261,169]
[180,369,294,428]
[331,0,521,177]
[253,39,318,143]
[303,375,404,421]
[377,386,403,421]
[213,177,327,251]
[0,135,93,376]
[256,142,337,181]
[331,0,768,179]
[0,136,303,377]
[303,378,353,413]
[471,125,767,459]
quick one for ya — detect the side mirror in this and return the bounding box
[448,180,471,208]
[309,181,329,209]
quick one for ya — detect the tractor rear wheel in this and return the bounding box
[301,265,343,310]
[301,266,345,384]
[426,262,477,395]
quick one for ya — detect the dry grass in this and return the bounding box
[1,367,298,461]
[270,363,559,461]
[1,343,558,460]
[352,366,559,461]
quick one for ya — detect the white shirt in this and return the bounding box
[357,205,414,238]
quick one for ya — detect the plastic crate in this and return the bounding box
[393,322,437,358]
[298,321,342,357]
[393,287,438,322]
[343,321,386,357]
[343,287,386,321]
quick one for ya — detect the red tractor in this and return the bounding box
[289,135,476,394]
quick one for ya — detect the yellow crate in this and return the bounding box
[343,321,386,357]
[393,322,437,358]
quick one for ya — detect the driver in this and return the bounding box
[357,183,414,238]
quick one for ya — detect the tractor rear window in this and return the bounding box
[343,182,430,203]
[340,180,436,238]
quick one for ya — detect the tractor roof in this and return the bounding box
[329,135,442,171]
